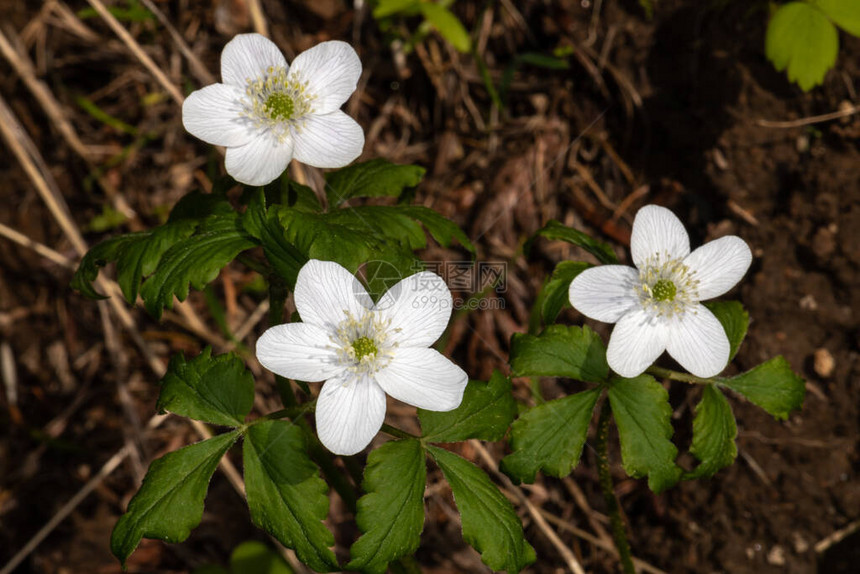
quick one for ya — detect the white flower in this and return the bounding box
[256,259,468,455]
[569,205,752,378]
[182,34,364,186]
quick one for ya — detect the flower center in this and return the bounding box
[651,279,676,302]
[330,311,397,378]
[263,92,295,120]
[636,252,700,318]
[240,65,316,142]
[351,336,377,361]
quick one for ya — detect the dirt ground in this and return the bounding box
[0,0,858,573]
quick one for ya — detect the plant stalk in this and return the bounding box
[647,365,714,385]
[596,399,635,574]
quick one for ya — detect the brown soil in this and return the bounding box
[0,1,857,573]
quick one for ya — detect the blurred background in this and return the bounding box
[0,0,857,572]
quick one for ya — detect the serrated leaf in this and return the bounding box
[156,348,254,427]
[396,205,475,254]
[528,220,618,264]
[116,220,199,302]
[273,206,377,274]
[818,0,860,36]
[244,421,337,572]
[230,541,295,574]
[766,2,838,91]
[428,446,536,573]
[704,300,749,362]
[328,206,427,251]
[72,221,201,303]
[608,375,682,493]
[139,214,257,318]
[325,159,425,207]
[347,440,426,573]
[539,261,590,324]
[510,324,609,383]
[111,431,240,565]
[685,385,737,480]
[419,3,472,53]
[420,372,517,443]
[501,388,600,484]
[720,356,805,420]
[72,233,145,299]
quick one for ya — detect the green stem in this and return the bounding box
[646,365,714,385]
[267,279,297,408]
[596,399,635,574]
[237,253,270,276]
[306,433,359,512]
[381,423,418,440]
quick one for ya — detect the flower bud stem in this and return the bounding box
[597,398,635,574]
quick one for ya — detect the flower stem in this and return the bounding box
[646,365,714,385]
[267,278,298,408]
[596,399,635,574]
[381,423,418,440]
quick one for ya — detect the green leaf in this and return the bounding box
[818,0,860,36]
[428,446,536,573]
[396,205,475,254]
[419,3,472,53]
[685,385,737,480]
[510,324,609,383]
[156,348,254,427]
[704,301,749,362]
[116,220,200,302]
[420,372,517,443]
[325,159,425,207]
[272,206,377,274]
[111,431,240,565]
[766,2,839,91]
[539,261,590,325]
[230,541,295,574]
[139,214,257,318]
[527,220,618,264]
[373,0,421,19]
[72,234,143,299]
[168,189,235,222]
[719,356,805,420]
[242,190,307,287]
[348,440,426,574]
[501,389,600,484]
[608,375,682,493]
[244,421,337,571]
[329,206,427,251]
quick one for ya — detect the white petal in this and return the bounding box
[224,132,293,186]
[256,323,343,381]
[665,305,730,378]
[569,265,640,323]
[374,347,467,411]
[631,205,690,268]
[606,309,668,378]
[182,84,255,147]
[375,272,452,348]
[221,33,287,88]
[315,373,386,456]
[294,260,371,331]
[289,41,361,113]
[292,111,364,168]
[684,236,752,300]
